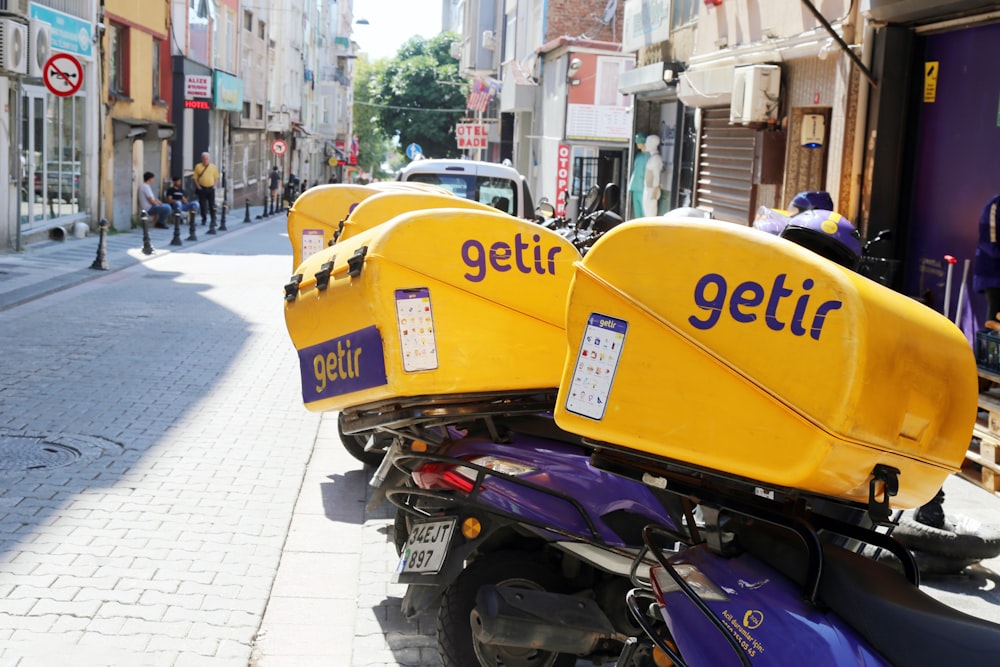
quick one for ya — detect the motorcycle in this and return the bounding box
[604,449,1000,666]
[537,216,1000,667]
[536,182,625,253]
[383,413,690,667]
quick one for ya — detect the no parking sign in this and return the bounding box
[272,139,288,156]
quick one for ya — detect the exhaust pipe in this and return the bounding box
[471,585,617,655]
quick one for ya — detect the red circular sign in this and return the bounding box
[43,53,84,97]
[272,140,288,156]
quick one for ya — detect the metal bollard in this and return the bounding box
[186,209,198,242]
[207,211,217,235]
[140,210,155,255]
[243,198,251,223]
[219,201,228,231]
[257,196,267,219]
[89,219,109,270]
[170,210,184,246]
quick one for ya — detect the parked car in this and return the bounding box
[26,162,81,203]
[396,159,534,219]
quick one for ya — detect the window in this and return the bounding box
[242,101,251,119]
[152,38,161,100]
[256,103,264,120]
[673,0,699,27]
[258,20,265,39]
[244,9,253,32]
[109,23,129,96]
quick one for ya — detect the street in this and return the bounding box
[0,218,440,666]
[0,215,999,666]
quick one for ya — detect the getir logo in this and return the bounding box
[298,325,387,403]
[461,233,563,282]
[688,273,843,340]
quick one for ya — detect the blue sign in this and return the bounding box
[405,143,423,160]
[298,326,388,404]
[30,4,93,60]
[213,71,243,112]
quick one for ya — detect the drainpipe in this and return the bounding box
[849,18,876,226]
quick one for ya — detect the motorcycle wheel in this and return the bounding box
[337,413,388,467]
[437,550,576,667]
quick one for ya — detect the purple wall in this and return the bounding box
[905,22,1000,321]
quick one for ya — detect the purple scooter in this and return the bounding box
[384,414,689,667]
[593,446,1000,667]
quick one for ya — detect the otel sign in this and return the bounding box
[43,53,84,98]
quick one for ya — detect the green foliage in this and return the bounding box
[367,32,467,160]
[352,55,393,179]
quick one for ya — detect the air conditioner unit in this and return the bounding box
[730,64,781,125]
[28,18,50,78]
[449,40,463,61]
[0,17,27,75]
[0,0,29,16]
[678,67,734,107]
[481,30,496,51]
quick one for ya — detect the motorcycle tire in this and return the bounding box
[337,413,389,467]
[891,515,1000,560]
[437,550,577,667]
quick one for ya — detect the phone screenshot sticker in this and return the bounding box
[565,313,628,420]
[395,288,438,372]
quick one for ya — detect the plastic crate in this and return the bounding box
[977,330,1000,373]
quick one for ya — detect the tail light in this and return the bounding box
[649,563,728,606]
[411,456,537,493]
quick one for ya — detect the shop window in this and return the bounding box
[572,156,600,197]
[109,23,129,97]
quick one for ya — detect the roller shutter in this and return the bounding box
[695,107,757,224]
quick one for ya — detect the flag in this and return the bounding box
[957,279,979,347]
[466,79,490,114]
[351,133,360,157]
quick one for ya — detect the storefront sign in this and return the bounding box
[213,71,243,112]
[185,75,212,99]
[456,123,488,150]
[29,4,93,60]
[622,0,671,54]
[555,144,571,217]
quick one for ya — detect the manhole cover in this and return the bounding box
[0,438,81,471]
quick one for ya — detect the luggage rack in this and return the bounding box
[385,449,677,558]
[591,442,921,599]
[338,389,559,438]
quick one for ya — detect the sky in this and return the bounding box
[353,0,444,61]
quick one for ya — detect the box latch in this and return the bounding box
[868,464,900,524]
[348,246,368,277]
[283,274,303,302]
[315,259,335,291]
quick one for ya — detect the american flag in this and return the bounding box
[466,79,491,114]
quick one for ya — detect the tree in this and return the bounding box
[368,32,467,160]
[352,55,393,180]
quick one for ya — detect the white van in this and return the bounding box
[396,159,535,219]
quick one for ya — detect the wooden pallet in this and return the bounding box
[967,377,1000,496]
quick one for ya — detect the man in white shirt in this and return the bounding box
[138,171,173,228]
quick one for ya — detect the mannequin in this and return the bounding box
[642,134,663,218]
[627,134,648,219]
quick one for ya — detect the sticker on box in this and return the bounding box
[565,313,627,420]
[395,288,439,372]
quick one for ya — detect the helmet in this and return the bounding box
[752,206,791,235]
[780,209,863,270]
[788,190,834,214]
[664,206,711,220]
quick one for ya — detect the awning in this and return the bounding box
[291,121,312,137]
[112,117,176,141]
[325,140,347,158]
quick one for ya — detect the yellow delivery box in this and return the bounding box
[337,190,503,243]
[287,184,375,270]
[285,208,582,413]
[554,219,978,508]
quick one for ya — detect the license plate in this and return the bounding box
[397,518,456,574]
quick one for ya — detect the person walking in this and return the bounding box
[268,166,282,210]
[165,176,200,218]
[138,172,173,228]
[193,152,219,226]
